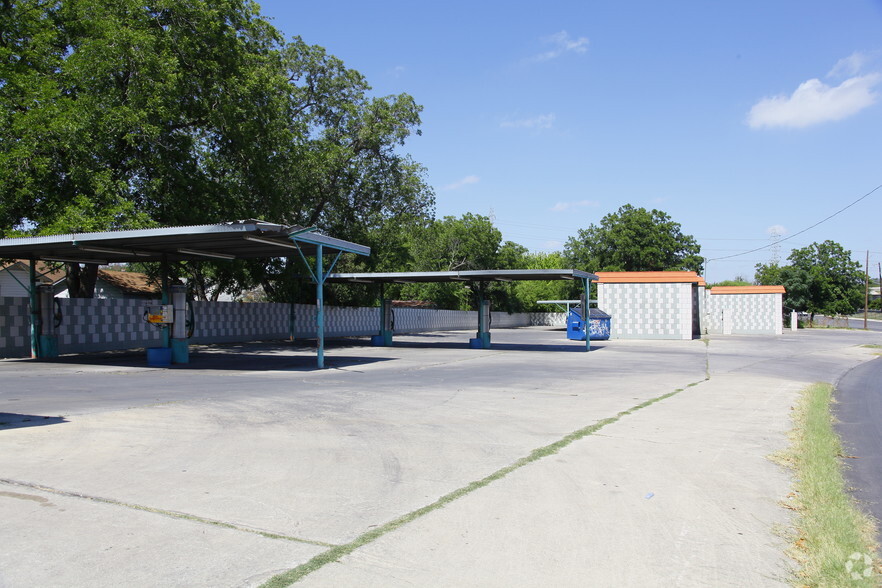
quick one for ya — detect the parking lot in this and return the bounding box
[1,327,879,587]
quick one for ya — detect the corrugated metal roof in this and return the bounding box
[0,221,369,264]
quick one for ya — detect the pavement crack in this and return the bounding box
[259,378,707,587]
[0,478,336,548]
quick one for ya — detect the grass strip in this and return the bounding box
[784,383,879,586]
[261,381,703,587]
[0,477,335,548]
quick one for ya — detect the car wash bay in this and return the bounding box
[0,221,369,368]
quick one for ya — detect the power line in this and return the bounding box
[707,183,882,262]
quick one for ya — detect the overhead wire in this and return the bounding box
[707,183,882,262]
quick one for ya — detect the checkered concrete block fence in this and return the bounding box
[705,292,783,335]
[0,299,548,358]
[190,301,290,343]
[598,282,696,339]
[490,311,532,329]
[528,312,567,327]
[0,297,31,358]
[57,298,164,353]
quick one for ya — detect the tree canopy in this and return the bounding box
[395,214,508,310]
[755,240,864,318]
[0,0,434,296]
[564,205,703,273]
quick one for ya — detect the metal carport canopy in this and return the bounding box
[325,269,598,283]
[0,220,369,263]
[0,220,370,368]
[326,269,599,352]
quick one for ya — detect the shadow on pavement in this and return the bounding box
[21,339,395,372]
[0,413,67,430]
[380,340,606,352]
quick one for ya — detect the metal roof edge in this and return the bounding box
[0,222,271,247]
[290,233,370,256]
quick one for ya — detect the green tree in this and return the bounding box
[753,263,783,287]
[564,204,703,273]
[755,240,863,320]
[382,214,504,310]
[512,251,578,312]
[0,1,434,298]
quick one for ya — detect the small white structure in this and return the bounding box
[596,272,706,340]
[705,286,785,335]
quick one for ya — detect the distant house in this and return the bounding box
[0,261,159,299]
[0,260,66,297]
[87,269,161,300]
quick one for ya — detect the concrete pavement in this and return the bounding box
[1,327,879,587]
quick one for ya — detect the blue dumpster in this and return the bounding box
[566,308,611,341]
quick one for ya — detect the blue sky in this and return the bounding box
[258,0,882,283]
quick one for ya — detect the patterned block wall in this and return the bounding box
[190,301,290,343]
[705,293,783,335]
[57,298,164,353]
[1,299,545,358]
[597,282,696,340]
[528,312,567,327]
[0,297,31,358]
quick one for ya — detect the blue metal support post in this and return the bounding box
[583,277,592,352]
[316,244,325,368]
[289,228,366,368]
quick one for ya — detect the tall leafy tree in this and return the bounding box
[512,251,578,312]
[0,1,433,297]
[755,240,863,320]
[564,204,703,273]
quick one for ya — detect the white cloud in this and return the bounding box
[441,175,480,191]
[387,65,406,77]
[529,31,589,63]
[828,51,873,79]
[551,199,599,212]
[747,73,881,129]
[541,240,563,250]
[500,113,556,130]
[766,224,787,237]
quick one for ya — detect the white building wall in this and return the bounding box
[0,269,30,297]
[598,282,695,339]
[705,292,783,335]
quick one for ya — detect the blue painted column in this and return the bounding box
[316,243,325,369]
[583,277,592,352]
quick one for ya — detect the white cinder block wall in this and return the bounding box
[705,291,783,335]
[597,282,696,340]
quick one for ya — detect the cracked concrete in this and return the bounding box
[1,327,879,587]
